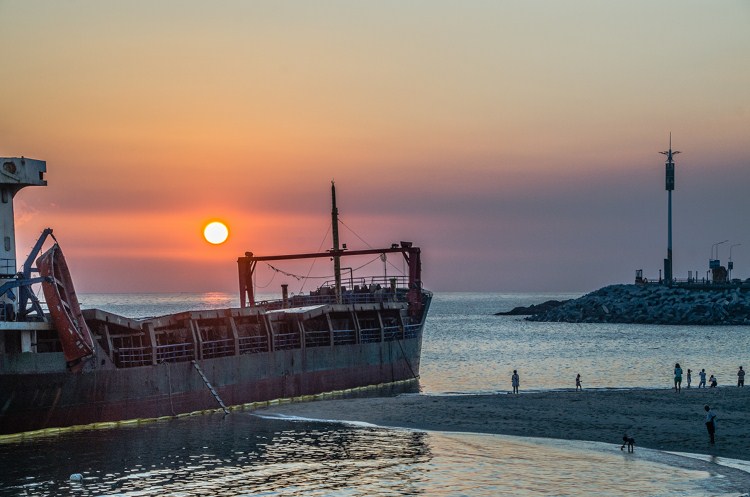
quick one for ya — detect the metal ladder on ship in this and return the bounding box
[191,360,230,415]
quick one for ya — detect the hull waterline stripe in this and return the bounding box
[0,378,418,443]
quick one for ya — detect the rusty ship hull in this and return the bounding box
[0,321,424,435]
[0,291,429,435]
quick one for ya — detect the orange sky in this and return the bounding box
[2,1,749,293]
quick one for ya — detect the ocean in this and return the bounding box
[1,292,748,496]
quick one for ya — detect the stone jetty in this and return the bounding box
[525,284,750,325]
[494,299,569,316]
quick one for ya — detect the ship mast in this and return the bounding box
[238,185,424,318]
[331,181,342,304]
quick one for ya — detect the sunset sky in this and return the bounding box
[2,1,749,294]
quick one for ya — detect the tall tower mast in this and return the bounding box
[659,134,680,284]
[331,181,342,304]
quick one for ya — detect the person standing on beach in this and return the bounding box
[698,369,707,388]
[674,363,683,393]
[687,369,692,388]
[738,366,745,387]
[704,405,717,444]
[575,373,582,391]
[511,370,520,394]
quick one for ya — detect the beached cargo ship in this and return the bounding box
[0,157,431,435]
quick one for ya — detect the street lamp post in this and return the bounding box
[709,240,729,283]
[659,135,680,284]
[710,240,729,261]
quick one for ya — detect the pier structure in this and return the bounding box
[659,135,680,284]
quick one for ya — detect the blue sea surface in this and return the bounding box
[3,291,744,496]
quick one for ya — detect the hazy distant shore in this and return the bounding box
[257,387,750,461]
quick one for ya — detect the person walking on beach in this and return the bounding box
[511,370,520,394]
[687,369,692,388]
[698,369,707,388]
[674,363,683,393]
[704,405,717,444]
[575,373,582,391]
[738,366,745,387]
[620,434,635,452]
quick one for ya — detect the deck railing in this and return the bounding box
[273,332,300,350]
[383,326,401,341]
[201,338,235,358]
[304,330,330,348]
[360,327,381,343]
[332,328,356,345]
[156,342,194,363]
[263,279,412,310]
[239,335,268,354]
[107,322,418,367]
[636,277,750,289]
[404,324,421,340]
[90,286,427,368]
[114,346,152,368]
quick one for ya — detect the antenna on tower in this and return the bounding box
[659,132,681,163]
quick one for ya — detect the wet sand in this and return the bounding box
[258,386,750,461]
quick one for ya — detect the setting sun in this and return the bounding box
[203,221,229,245]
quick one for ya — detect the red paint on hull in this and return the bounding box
[0,339,422,435]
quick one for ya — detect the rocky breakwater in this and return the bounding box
[526,284,750,325]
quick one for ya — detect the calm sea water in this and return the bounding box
[78,291,748,392]
[421,293,749,393]
[2,292,747,496]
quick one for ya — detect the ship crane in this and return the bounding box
[237,184,424,318]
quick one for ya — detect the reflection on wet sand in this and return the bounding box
[2,412,748,496]
[0,414,431,496]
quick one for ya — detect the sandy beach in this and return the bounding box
[257,386,750,461]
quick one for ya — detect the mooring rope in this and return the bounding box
[298,223,332,293]
[395,332,419,380]
[338,218,374,249]
[265,255,385,284]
